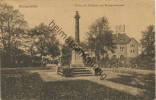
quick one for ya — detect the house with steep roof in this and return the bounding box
[86,25,141,60]
[109,33,140,59]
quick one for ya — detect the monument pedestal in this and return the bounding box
[70,11,84,68]
[70,50,84,67]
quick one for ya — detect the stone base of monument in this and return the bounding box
[70,51,84,67]
[57,51,93,77]
[69,51,93,76]
[70,67,93,77]
[57,66,93,77]
[70,64,84,67]
[57,66,73,77]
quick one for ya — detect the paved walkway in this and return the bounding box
[30,69,145,96]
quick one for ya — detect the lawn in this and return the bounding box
[1,69,151,100]
[107,73,155,100]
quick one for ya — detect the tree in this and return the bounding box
[130,25,155,69]
[30,23,60,60]
[141,25,155,57]
[0,2,28,66]
[87,17,116,65]
[61,44,72,66]
[0,2,27,48]
[137,25,155,69]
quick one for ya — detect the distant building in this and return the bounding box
[87,34,141,59]
[86,25,142,59]
[108,33,141,59]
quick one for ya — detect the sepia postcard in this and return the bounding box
[0,0,155,100]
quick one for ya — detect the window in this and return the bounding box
[120,47,124,52]
[130,50,135,53]
[120,55,124,60]
[131,44,135,47]
[149,36,154,41]
[112,55,117,59]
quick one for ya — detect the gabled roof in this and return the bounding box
[130,37,138,43]
[112,33,135,45]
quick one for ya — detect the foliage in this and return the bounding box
[1,46,42,67]
[130,54,155,69]
[0,2,30,67]
[141,25,155,57]
[129,25,155,69]
[0,2,27,49]
[87,17,116,63]
[30,23,60,58]
[0,3,60,67]
[61,44,72,66]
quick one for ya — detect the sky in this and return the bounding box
[5,0,155,43]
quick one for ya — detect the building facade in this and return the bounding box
[108,33,140,59]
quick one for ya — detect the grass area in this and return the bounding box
[107,73,155,100]
[1,69,152,100]
[1,70,43,100]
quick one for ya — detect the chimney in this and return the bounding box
[116,25,119,39]
[116,24,126,39]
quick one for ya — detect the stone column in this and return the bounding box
[70,11,84,67]
[75,11,80,44]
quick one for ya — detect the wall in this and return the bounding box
[127,39,139,58]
